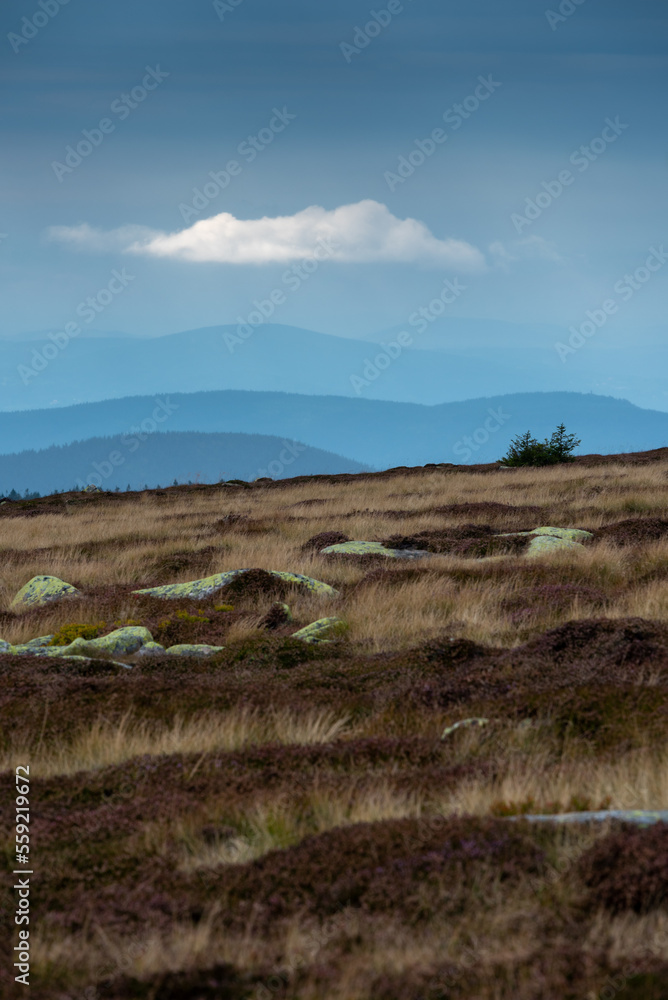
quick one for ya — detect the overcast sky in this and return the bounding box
[1,0,666,345]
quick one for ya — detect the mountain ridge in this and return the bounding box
[1,389,666,471]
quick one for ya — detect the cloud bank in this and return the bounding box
[47,200,486,270]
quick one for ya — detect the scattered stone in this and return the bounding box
[19,635,55,648]
[135,642,168,656]
[260,603,293,629]
[10,575,81,610]
[321,540,431,560]
[526,534,585,557]
[441,718,490,739]
[291,617,344,644]
[516,810,668,827]
[133,569,338,600]
[493,526,594,559]
[164,643,226,657]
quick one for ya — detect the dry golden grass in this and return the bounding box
[0,706,351,778]
[5,459,668,998]
[2,459,668,651]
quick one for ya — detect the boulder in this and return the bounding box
[321,540,431,560]
[10,575,80,610]
[7,626,155,658]
[441,717,490,739]
[530,526,593,542]
[164,643,226,657]
[61,626,154,656]
[526,534,585,557]
[135,642,168,656]
[519,810,668,827]
[133,569,338,600]
[495,526,593,558]
[260,603,293,629]
[21,635,55,648]
[291,617,344,644]
[0,639,10,653]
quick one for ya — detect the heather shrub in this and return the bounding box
[578,824,668,914]
[222,816,545,927]
[301,530,350,552]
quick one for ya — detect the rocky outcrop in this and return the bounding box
[10,575,80,609]
[291,617,344,644]
[133,568,339,600]
[321,541,431,560]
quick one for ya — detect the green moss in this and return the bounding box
[48,622,107,647]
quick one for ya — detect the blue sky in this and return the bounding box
[1,0,666,349]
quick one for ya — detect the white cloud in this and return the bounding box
[47,200,486,270]
[489,235,565,269]
[45,222,159,254]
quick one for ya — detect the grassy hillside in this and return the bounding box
[2,452,668,997]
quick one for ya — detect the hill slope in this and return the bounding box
[0,390,667,471]
[0,431,370,494]
[3,322,666,412]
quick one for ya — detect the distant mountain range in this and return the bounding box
[1,389,667,473]
[0,431,370,495]
[1,322,666,413]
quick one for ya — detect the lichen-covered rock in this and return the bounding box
[0,639,10,653]
[61,626,154,656]
[496,526,592,558]
[269,571,339,596]
[21,635,56,648]
[530,526,593,542]
[321,541,430,560]
[135,641,168,656]
[260,603,293,629]
[82,484,103,493]
[133,569,246,600]
[526,534,585,557]
[10,575,80,609]
[133,569,338,600]
[441,717,490,739]
[164,643,226,657]
[520,810,668,827]
[291,617,344,644]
